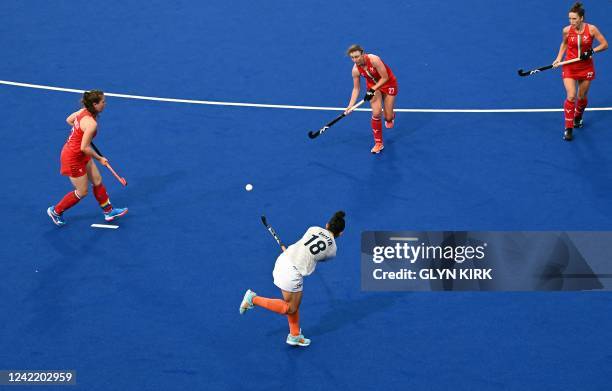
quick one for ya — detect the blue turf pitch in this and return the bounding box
[1,1,611,390]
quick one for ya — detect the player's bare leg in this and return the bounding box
[281,290,302,315]
[383,93,397,129]
[86,160,103,187]
[69,174,90,199]
[281,290,309,346]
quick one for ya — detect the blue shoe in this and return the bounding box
[47,206,66,227]
[239,289,257,314]
[104,207,128,221]
[286,331,311,347]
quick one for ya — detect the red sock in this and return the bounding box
[253,296,289,314]
[93,183,113,213]
[287,310,300,336]
[371,116,383,143]
[564,99,575,129]
[575,98,588,120]
[54,190,82,214]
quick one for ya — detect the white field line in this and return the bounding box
[91,224,119,229]
[1,80,610,113]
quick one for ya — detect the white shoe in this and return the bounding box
[286,332,311,347]
[239,289,256,314]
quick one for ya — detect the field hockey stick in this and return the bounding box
[91,142,128,187]
[517,57,582,77]
[308,99,366,139]
[261,216,286,251]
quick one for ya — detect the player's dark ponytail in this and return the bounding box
[569,2,585,17]
[327,211,346,237]
[81,90,104,117]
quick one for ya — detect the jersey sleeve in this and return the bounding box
[318,234,337,262]
[327,244,337,259]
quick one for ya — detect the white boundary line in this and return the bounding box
[91,223,119,229]
[1,79,611,113]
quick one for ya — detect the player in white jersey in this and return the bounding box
[239,211,346,347]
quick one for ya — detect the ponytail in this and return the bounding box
[327,211,346,237]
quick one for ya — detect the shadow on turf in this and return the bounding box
[308,293,402,337]
[126,170,189,204]
[267,292,402,338]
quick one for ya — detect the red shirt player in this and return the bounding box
[47,90,127,226]
[345,45,398,154]
[552,2,607,141]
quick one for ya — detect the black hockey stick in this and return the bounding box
[308,99,366,139]
[261,216,286,250]
[518,57,582,77]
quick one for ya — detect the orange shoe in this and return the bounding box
[370,143,384,154]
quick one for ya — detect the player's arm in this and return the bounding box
[345,66,361,114]
[590,25,608,54]
[66,110,80,126]
[368,55,389,91]
[79,118,106,163]
[553,27,569,67]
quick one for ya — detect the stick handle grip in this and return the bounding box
[90,142,103,157]
[557,57,583,66]
[308,99,367,139]
[106,163,127,186]
[90,142,127,186]
[326,99,366,127]
[348,98,367,111]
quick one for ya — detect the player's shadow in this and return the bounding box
[307,293,402,337]
[307,161,414,203]
[127,170,189,204]
[54,212,108,224]
[385,112,432,143]
[267,292,402,337]
[42,219,110,257]
[341,112,432,140]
